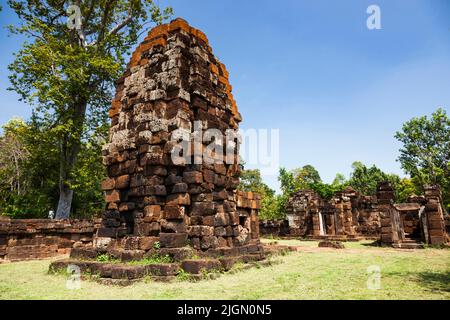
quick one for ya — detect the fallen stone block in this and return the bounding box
[69,247,99,260]
[111,265,147,280]
[318,241,345,249]
[145,263,180,276]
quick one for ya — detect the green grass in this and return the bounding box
[127,254,173,266]
[0,239,449,300]
[94,253,174,265]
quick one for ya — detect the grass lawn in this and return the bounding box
[0,239,449,300]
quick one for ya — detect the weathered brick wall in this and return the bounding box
[235,191,261,242]
[286,190,318,236]
[259,220,290,237]
[285,188,378,238]
[352,196,380,236]
[0,218,99,262]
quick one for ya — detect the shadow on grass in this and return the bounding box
[361,240,381,247]
[414,271,450,293]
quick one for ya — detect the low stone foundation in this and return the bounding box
[0,218,99,262]
[49,242,286,284]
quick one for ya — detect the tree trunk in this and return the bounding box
[55,186,73,219]
[55,139,80,220]
[55,100,87,219]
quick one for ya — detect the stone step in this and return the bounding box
[392,242,424,249]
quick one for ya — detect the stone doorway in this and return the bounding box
[394,203,423,242]
[319,211,336,236]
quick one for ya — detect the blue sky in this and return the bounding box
[0,0,449,192]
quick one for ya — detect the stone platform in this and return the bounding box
[49,242,292,284]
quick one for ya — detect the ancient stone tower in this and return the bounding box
[97,18,261,252]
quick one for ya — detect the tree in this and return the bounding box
[0,117,106,218]
[0,118,58,218]
[332,173,347,187]
[292,165,322,189]
[348,161,399,196]
[309,173,348,200]
[0,119,30,198]
[7,0,172,218]
[395,108,450,208]
[278,167,297,195]
[238,169,273,195]
[396,178,420,203]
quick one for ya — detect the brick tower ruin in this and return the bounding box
[96,18,261,253]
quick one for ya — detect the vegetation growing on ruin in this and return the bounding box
[128,254,174,265]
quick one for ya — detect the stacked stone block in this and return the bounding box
[377,182,402,244]
[423,186,447,244]
[97,18,260,251]
[286,190,319,236]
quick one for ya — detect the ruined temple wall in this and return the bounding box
[0,218,99,261]
[286,190,319,236]
[285,189,378,238]
[259,220,290,237]
[352,196,380,236]
[445,215,450,237]
[236,191,261,241]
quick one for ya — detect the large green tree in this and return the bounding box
[7,0,172,218]
[395,108,450,207]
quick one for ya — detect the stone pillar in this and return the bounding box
[334,201,345,235]
[424,185,447,245]
[342,197,354,235]
[377,182,403,244]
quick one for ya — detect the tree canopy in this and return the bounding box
[395,108,450,209]
[6,0,172,218]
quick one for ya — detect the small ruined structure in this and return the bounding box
[380,184,448,247]
[284,182,448,247]
[285,187,371,239]
[50,19,266,282]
